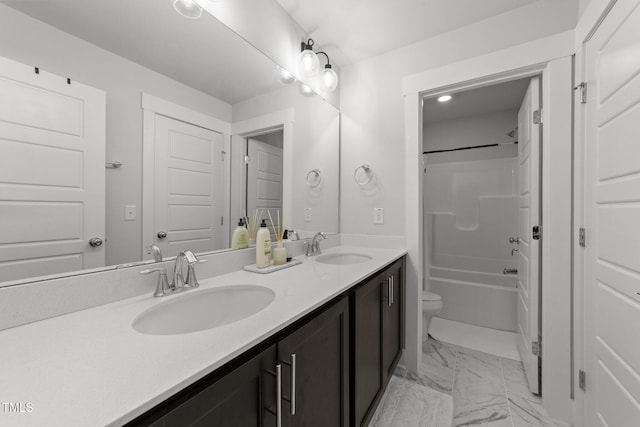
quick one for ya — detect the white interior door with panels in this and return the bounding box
[0,55,105,283]
[517,76,542,395]
[584,1,640,425]
[246,137,283,229]
[152,115,225,258]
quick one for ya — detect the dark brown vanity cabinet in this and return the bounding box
[129,257,404,427]
[145,345,279,427]
[278,296,350,426]
[352,258,405,427]
[132,296,349,427]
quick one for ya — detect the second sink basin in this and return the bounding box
[132,285,275,335]
[316,252,372,265]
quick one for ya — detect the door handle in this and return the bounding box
[391,276,394,305]
[387,277,392,307]
[89,237,103,247]
[157,231,167,239]
[264,363,282,427]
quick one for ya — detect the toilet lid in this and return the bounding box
[423,291,441,302]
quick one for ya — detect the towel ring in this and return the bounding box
[354,164,373,186]
[306,169,322,188]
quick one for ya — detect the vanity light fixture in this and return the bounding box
[173,0,203,19]
[317,51,338,92]
[438,95,452,102]
[278,67,296,84]
[298,82,314,97]
[298,39,320,77]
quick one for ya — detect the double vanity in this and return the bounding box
[1,243,406,426]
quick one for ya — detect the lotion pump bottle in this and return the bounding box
[231,218,249,249]
[255,219,271,267]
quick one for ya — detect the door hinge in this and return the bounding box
[533,109,543,124]
[243,155,251,164]
[574,82,587,104]
[221,216,224,226]
[532,340,542,356]
[221,150,226,162]
[532,225,541,240]
[579,227,586,248]
[579,370,586,391]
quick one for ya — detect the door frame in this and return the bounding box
[141,93,231,260]
[402,31,574,423]
[230,109,294,240]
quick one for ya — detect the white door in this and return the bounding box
[246,137,283,230]
[153,115,225,257]
[584,1,640,424]
[0,56,105,282]
[517,76,542,394]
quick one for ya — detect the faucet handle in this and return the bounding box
[140,268,170,297]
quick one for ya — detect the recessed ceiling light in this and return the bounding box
[438,95,452,103]
[173,0,203,19]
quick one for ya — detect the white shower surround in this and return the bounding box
[424,157,518,332]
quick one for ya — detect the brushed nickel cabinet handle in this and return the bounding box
[291,354,296,415]
[276,364,282,427]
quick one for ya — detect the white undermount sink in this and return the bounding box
[315,252,372,265]
[132,285,275,335]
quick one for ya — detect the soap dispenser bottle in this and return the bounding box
[255,219,271,268]
[231,218,249,249]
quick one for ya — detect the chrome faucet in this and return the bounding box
[146,244,163,262]
[182,250,206,288]
[287,230,300,241]
[306,232,327,256]
[139,249,206,297]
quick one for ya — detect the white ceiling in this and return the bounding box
[423,78,530,124]
[3,0,284,104]
[275,0,540,66]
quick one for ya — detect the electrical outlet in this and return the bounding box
[373,207,384,224]
[304,207,312,222]
[125,205,136,221]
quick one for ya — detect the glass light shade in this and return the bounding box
[278,67,296,85]
[298,82,314,97]
[437,95,452,102]
[322,67,338,92]
[298,49,319,77]
[173,0,203,19]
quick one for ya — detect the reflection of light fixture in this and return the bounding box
[298,82,314,97]
[438,95,452,102]
[317,51,338,92]
[298,39,319,77]
[173,0,203,19]
[278,67,296,85]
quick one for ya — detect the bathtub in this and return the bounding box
[428,265,518,332]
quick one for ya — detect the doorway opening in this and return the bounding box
[422,76,542,395]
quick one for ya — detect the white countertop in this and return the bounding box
[0,245,405,426]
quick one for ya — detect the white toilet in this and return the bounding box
[422,291,443,341]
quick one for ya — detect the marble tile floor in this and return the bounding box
[370,338,566,427]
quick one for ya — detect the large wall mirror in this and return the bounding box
[0,0,340,286]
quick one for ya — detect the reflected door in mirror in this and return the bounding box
[247,135,283,232]
[0,56,105,282]
[153,115,225,257]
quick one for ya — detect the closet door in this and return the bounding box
[0,55,105,282]
[584,1,640,424]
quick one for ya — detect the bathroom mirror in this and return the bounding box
[0,0,339,286]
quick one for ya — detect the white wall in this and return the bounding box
[339,0,578,237]
[232,85,340,234]
[0,5,232,266]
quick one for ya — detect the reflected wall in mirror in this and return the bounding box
[0,0,339,286]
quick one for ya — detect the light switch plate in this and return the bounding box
[304,207,312,222]
[373,207,384,224]
[125,205,136,221]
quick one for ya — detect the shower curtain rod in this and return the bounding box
[423,140,518,155]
